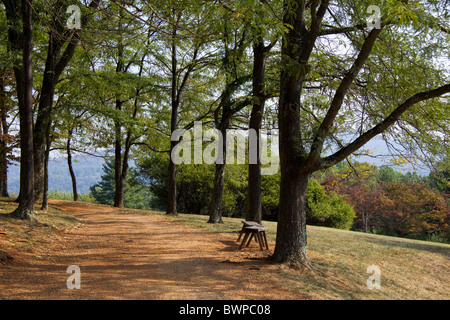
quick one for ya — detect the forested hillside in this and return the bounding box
[7,155,104,195]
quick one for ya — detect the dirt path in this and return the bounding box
[0,200,303,300]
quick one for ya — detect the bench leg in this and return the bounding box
[246,233,255,247]
[256,232,264,251]
[262,231,269,250]
[239,232,250,250]
[237,229,244,242]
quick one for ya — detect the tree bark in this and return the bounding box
[41,120,52,210]
[33,2,69,203]
[272,0,329,266]
[113,32,125,208]
[67,134,78,202]
[207,24,249,224]
[166,11,200,215]
[166,9,180,215]
[33,1,101,203]
[167,21,179,215]
[113,101,124,208]
[207,117,228,224]
[11,0,35,221]
[272,173,311,267]
[247,37,267,224]
[0,72,10,197]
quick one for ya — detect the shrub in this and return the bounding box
[306,179,356,230]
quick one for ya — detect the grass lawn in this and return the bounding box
[128,208,450,300]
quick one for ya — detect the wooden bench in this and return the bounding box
[237,221,263,242]
[237,221,269,251]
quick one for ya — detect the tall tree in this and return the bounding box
[2,0,35,220]
[111,7,155,208]
[33,0,101,203]
[273,0,450,268]
[246,1,279,223]
[165,5,202,215]
[207,8,253,224]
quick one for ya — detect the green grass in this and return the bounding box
[130,209,450,300]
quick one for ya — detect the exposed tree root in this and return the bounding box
[10,204,36,222]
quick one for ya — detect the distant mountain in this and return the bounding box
[6,137,430,195]
[7,155,106,195]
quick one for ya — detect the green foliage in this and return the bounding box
[136,153,356,230]
[48,190,96,203]
[90,160,153,210]
[306,179,356,230]
[136,153,249,217]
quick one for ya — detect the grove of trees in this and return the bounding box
[0,0,449,269]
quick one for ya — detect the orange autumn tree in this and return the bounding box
[380,182,449,241]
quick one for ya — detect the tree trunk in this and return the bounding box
[208,162,225,224]
[247,37,266,224]
[0,72,9,197]
[207,117,228,224]
[67,135,78,202]
[41,121,52,210]
[33,20,62,204]
[113,37,124,208]
[113,116,124,207]
[167,157,178,215]
[271,0,311,266]
[11,0,35,221]
[166,13,179,215]
[33,1,101,203]
[272,172,311,267]
[33,74,56,203]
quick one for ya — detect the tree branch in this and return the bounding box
[319,83,450,170]
[306,26,384,169]
[319,23,366,36]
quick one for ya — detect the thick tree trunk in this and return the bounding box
[247,38,266,224]
[33,80,56,204]
[33,23,62,204]
[33,1,101,203]
[11,0,35,221]
[166,94,178,215]
[271,0,312,266]
[272,172,311,267]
